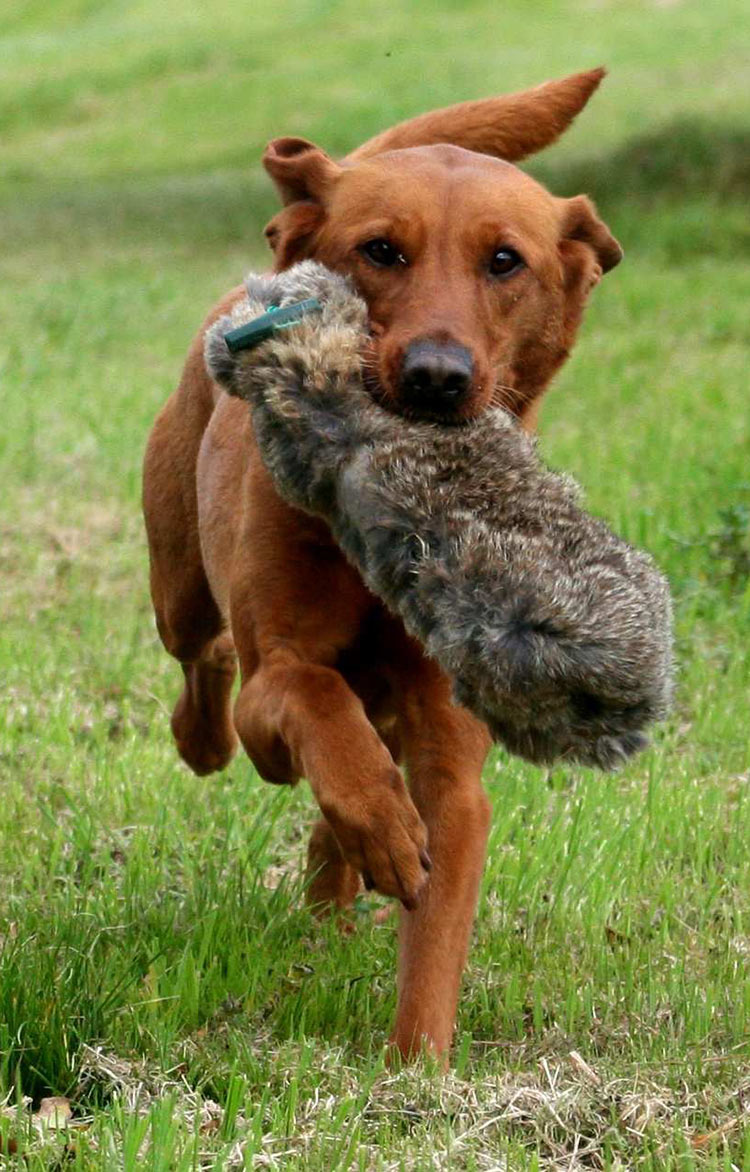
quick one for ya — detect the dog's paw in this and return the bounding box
[320,769,431,910]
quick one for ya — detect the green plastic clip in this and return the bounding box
[224,298,322,353]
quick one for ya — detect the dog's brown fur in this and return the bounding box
[143,68,622,1061]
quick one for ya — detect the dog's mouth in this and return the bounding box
[360,334,481,426]
[360,363,475,425]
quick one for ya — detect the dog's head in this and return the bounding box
[262,69,622,425]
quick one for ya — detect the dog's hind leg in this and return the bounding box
[143,392,239,777]
[386,633,492,1062]
[143,290,248,776]
[169,633,239,776]
[306,817,361,914]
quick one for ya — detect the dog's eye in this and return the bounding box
[489,247,524,278]
[360,238,406,268]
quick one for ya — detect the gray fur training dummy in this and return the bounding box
[205,261,673,770]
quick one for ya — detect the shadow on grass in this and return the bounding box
[0,169,276,267]
[533,119,750,262]
[531,118,750,263]
[2,118,749,268]
[533,117,750,206]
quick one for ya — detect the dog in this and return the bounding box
[143,68,622,1062]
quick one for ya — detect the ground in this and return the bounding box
[1,0,750,1167]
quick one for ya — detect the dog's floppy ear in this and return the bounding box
[347,68,606,163]
[263,136,342,205]
[561,194,623,280]
[263,137,342,269]
[552,195,622,374]
[264,202,325,269]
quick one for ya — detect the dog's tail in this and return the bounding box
[347,68,605,164]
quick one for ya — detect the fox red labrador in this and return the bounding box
[143,68,622,1061]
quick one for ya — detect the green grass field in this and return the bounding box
[1,0,749,1167]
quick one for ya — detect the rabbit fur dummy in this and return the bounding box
[205,261,673,770]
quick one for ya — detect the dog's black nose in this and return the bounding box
[400,340,474,414]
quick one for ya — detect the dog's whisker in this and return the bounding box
[491,379,537,414]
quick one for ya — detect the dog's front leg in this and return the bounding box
[233,653,431,909]
[389,653,492,1061]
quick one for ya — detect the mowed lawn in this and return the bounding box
[1,0,749,1167]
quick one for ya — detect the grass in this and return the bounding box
[1,0,750,1166]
